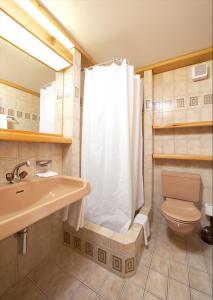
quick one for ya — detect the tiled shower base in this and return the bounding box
[63,206,151,278]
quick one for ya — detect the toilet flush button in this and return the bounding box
[205,203,213,217]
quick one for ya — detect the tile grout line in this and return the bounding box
[186,241,213,299]
[26,275,51,300]
[53,258,116,300]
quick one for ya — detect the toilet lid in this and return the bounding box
[161,198,201,223]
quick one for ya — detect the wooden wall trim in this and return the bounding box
[0,129,72,144]
[153,154,213,162]
[31,0,97,67]
[0,79,40,97]
[136,47,213,77]
[1,0,73,66]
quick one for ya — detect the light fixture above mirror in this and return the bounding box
[14,0,74,50]
[0,11,71,71]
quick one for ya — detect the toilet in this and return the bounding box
[161,171,201,235]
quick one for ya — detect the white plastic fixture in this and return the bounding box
[205,203,213,217]
[0,11,71,71]
[14,0,74,50]
[192,63,208,81]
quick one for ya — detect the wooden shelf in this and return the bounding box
[0,129,72,144]
[153,121,213,129]
[153,154,213,161]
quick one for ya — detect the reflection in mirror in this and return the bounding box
[0,38,63,134]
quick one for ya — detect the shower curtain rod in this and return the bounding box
[82,58,129,71]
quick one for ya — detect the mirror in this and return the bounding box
[0,38,63,134]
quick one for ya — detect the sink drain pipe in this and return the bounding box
[16,228,28,255]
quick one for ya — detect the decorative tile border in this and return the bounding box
[0,106,38,122]
[73,236,81,250]
[64,206,149,278]
[75,86,79,98]
[63,231,71,245]
[125,257,135,273]
[85,241,93,257]
[204,94,213,104]
[98,248,107,264]
[112,255,122,272]
[8,109,14,116]
[176,98,185,108]
[32,114,38,121]
[189,96,198,106]
[17,111,22,118]
[25,113,31,119]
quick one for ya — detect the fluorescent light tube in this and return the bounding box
[0,11,70,71]
[14,0,74,49]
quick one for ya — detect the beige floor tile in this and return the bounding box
[71,284,96,300]
[167,278,190,300]
[140,249,153,267]
[190,288,213,300]
[1,278,47,300]
[150,253,169,276]
[99,273,125,300]
[143,291,160,300]
[28,260,80,299]
[186,238,203,254]
[169,260,189,285]
[119,281,144,300]
[208,272,212,284]
[189,267,212,296]
[83,263,109,291]
[0,260,17,297]
[52,247,77,274]
[52,245,75,265]
[188,253,207,272]
[154,243,170,261]
[204,256,213,275]
[202,244,213,259]
[170,236,186,252]
[145,239,157,254]
[94,295,106,300]
[129,264,149,288]
[170,248,187,264]
[146,270,168,300]
[60,251,95,281]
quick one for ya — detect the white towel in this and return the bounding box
[58,199,85,231]
[35,171,58,177]
[0,114,7,129]
[134,213,150,246]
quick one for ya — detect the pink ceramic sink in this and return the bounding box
[0,176,90,240]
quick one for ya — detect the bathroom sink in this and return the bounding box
[0,176,90,240]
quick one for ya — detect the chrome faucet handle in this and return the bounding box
[26,161,30,167]
[6,161,30,184]
[36,160,52,167]
[6,172,13,184]
[19,171,28,180]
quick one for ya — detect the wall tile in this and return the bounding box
[153,60,213,229]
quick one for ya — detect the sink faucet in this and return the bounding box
[6,161,30,184]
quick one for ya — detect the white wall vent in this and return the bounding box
[192,63,208,81]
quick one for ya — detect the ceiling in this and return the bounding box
[0,38,55,92]
[41,0,212,68]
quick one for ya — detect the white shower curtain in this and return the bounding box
[40,82,56,134]
[81,60,144,233]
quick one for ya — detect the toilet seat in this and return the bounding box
[161,198,201,224]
